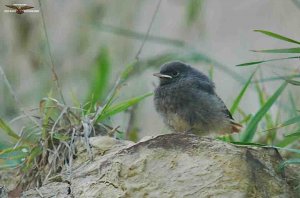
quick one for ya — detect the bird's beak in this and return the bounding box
[153,73,172,79]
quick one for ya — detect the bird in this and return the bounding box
[5,5,34,14]
[153,61,242,136]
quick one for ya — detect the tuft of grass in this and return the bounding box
[0,58,153,189]
[232,29,300,174]
[240,82,287,142]
[237,30,300,67]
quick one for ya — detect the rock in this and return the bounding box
[0,186,8,198]
[22,134,299,198]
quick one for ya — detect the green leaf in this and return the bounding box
[237,60,271,66]
[252,47,300,53]
[263,146,300,154]
[0,145,28,154]
[241,82,287,142]
[254,30,300,45]
[288,91,298,118]
[284,131,300,138]
[281,115,300,126]
[264,118,300,146]
[0,146,29,169]
[0,117,20,142]
[255,74,300,83]
[236,56,300,66]
[0,161,21,169]
[86,47,111,109]
[280,136,297,147]
[254,77,276,143]
[285,79,300,86]
[98,93,153,121]
[279,158,300,171]
[186,0,202,26]
[277,129,300,147]
[94,62,138,121]
[230,69,257,115]
[120,62,135,81]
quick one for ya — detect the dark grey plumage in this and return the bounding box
[153,61,241,136]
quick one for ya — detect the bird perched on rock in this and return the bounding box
[153,61,242,136]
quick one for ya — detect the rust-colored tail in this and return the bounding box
[230,121,243,133]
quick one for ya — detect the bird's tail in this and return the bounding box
[230,120,243,133]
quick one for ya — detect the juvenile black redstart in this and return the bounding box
[153,61,242,136]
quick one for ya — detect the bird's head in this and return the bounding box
[153,61,202,86]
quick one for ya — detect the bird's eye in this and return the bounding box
[172,71,179,77]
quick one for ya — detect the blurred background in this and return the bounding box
[1,0,300,140]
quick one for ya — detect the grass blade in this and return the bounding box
[253,74,300,83]
[277,129,300,147]
[263,146,300,154]
[86,47,111,108]
[281,115,300,126]
[285,79,300,86]
[254,79,277,143]
[0,118,20,142]
[98,93,152,121]
[254,30,300,45]
[284,131,300,138]
[186,0,202,26]
[279,159,300,171]
[252,47,300,53]
[288,91,298,118]
[241,82,288,142]
[278,135,298,148]
[230,69,257,115]
[236,56,299,66]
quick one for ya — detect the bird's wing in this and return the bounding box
[189,79,242,133]
[214,95,232,119]
[21,6,34,10]
[5,5,18,9]
[216,95,243,132]
[192,79,232,119]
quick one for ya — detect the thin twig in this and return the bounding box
[135,0,162,61]
[0,66,20,105]
[35,187,44,197]
[38,1,66,104]
[0,65,40,126]
[108,125,120,137]
[122,0,162,139]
